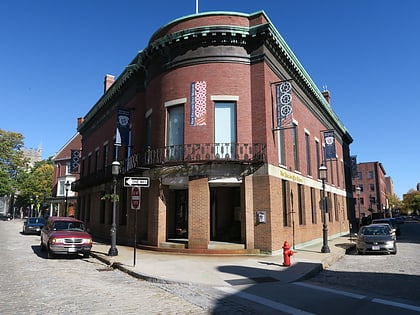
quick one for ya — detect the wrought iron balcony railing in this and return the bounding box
[73,143,266,191]
[122,143,266,173]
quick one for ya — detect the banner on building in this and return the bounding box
[324,130,336,160]
[350,155,358,178]
[70,150,81,173]
[116,108,130,146]
[190,81,207,126]
[275,80,293,129]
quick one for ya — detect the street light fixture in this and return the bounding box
[64,180,71,215]
[356,186,361,228]
[108,160,121,257]
[319,163,330,253]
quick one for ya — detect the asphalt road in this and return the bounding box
[305,219,420,304]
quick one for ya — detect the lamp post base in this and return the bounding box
[321,245,330,253]
[108,247,118,256]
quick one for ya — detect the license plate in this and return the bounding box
[68,248,77,253]
[372,245,380,250]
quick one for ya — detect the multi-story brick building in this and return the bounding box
[352,161,388,223]
[49,118,82,217]
[75,11,353,254]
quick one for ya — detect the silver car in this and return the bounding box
[356,223,397,255]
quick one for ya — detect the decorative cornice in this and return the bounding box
[79,11,351,143]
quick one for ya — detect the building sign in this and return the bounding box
[190,81,207,126]
[116,108,130,146]
[324,130,336,160]
[70,150,81,174]
[275,80,293,128]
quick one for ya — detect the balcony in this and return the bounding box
[74,143,266,191]
[122,143,266,172]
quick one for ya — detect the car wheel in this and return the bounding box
[83,252,90,258]
[40,238,45,251]
[47,245,54,259]
[391,245,397,255]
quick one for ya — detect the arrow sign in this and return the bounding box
[124,177,150,187]
[131,187,141,210]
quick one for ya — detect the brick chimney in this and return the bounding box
[104,74,115,93]
[77,117,84,127]
[321,86,331,104]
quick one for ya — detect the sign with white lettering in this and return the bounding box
[124,177,150,187]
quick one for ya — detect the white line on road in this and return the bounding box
[295,282,420,312]
[215,286,316,315]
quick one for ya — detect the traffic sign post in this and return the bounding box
[124,177,150,187]
[126,178,150,267]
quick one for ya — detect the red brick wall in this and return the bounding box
[188,177,210,249]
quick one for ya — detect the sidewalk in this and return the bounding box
[90,235,356,287]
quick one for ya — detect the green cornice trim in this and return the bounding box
[80,10,351,143]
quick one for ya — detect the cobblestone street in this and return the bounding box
[0,220,267,315]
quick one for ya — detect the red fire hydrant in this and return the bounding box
[282,241,294,266]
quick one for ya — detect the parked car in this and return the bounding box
[371,218,400,236]
[40,216,92,258]
[22,217,45,235]
[356,223,397,255]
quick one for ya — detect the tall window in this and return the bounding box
[95,150,99,173]
[215,102,236,158]
[315,140,320,179]
[167,105,184,160]
[282,180,289,226]
[102,144,108,173]
[310,187,316,224]
[368,171,374,179]
[292,123,300,171]
[305,132,311,176]
[145,113,152,149]
[278,129,286,165]
[297,184,304,225]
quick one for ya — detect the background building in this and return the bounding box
[352,161,388,224]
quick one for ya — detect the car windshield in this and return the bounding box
[53,221,84,232]
[28,218,45,224]
[361,226,389,236]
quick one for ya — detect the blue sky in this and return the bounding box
[1,0,419,198]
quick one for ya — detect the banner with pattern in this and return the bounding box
[116,108,130,146]
[70,150,81,173]
[324,130,336,160]
[190,81,207,126]
[275,80,293,128]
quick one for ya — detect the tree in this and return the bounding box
[0,129,27,197]
[15,159,54,211]
[402,191,420,216]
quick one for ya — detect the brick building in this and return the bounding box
[352,162,388,222]
[75,11,353,254]
[49,118,83,217]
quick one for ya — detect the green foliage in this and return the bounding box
[101,194,119,202]
[0,129,27,197]
[402,191,420,215]
[0,129,54,208]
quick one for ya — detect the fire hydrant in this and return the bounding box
[282,241,294,266]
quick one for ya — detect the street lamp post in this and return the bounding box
[64,180,71,215]
[108,160,121,257]
[29,197,33,217]
[356,186,361,228]
[319,163,330,253]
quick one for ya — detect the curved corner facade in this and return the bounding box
[76,11,353,254]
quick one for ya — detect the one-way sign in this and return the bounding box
[124,177,150,187]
